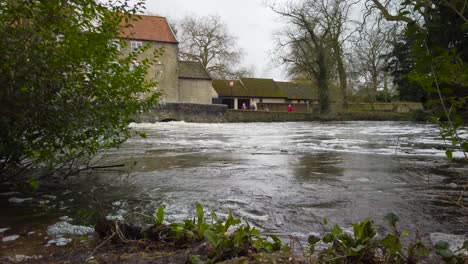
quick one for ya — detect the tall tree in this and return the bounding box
[350,17,394,106]
[271,0,335,114]
[0,0,160,183]
[386,29,427,102]
[177,15,244,79]
[369,0,468,160]
[322,0,357,108]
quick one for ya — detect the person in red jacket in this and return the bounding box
[287,104,293,112]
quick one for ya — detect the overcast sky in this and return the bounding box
[139,0,289,80]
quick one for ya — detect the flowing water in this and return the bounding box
[1,121,467,253]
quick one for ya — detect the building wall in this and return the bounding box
[135,103,227,123]
[121,40,179,102]
[178,79,214,104]
[262,98,286,104]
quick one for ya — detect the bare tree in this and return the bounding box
[349,17,394,107]
[177,14,244,79]
[323,0,360,108]
[271,0,334,114]
[233,64,257,78]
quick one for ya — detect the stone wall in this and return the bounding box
[226,110,314,122]
[257,103,310,113]
[321,111,415,121]
[178,79,214,104]
[336,102,424,113]
[135,103,227,123]
[134,103,420,123]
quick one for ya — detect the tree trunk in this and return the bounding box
[383,71,389,102]
[366,84,375,111]
[370,66,378,110]
[334,44,347,108]
[317,51,330,114]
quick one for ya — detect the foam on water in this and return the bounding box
[2,235,20,242]
[47,221,94,236]
[126,121,467,158]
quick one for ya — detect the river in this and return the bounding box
[1,121,467,254]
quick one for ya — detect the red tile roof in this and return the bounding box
[120,15,177,43]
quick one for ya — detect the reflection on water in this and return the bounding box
[1,121,467,245]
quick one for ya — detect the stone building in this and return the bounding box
[178,61,218,104]
[212,78,317,112]
[120,15,216,104]
[120,15,179,102]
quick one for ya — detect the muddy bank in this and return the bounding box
[0,218,303,264]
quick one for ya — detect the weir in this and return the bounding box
[134,102,425,123]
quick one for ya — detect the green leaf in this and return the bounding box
[308,235,321,245]
[462,240,468,251]
[445,149,453,160]
[323,218,328,225]
[251,228,260,236]
[350,244,366,253]
[224,211,241,232]
[380,234,402,252]
[410,242,430,258]
[353,219,375,244]
[211,211,219,222]
[383,212,400,228]
[139,132,147,138]
[190,255,202,264]
[270,234,282,250]
[29,177,39,191]
[451,114,463,126]
[331,224,343,236]
[462,142,468,152]
[322,233,334,243]
[196,203,204,226]
[434,241,454,258]
[203,230,219,246]
[156,206,164,225]
[264,242,273,253]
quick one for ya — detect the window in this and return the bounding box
[131,41,143,52]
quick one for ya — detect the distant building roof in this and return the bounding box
[212,78,287,98]
[276,81,317,100]
[178,61,211,80]
[119,15,177,43]
[212,78,317,100]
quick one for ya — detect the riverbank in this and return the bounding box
[0,205,466,263]
[134,103,425,123]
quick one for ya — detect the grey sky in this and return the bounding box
[141,0,288,80]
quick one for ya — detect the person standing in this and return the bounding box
[242,103,247,110]
[287,104,293,112]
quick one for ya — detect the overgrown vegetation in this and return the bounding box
[306,212,467,263]
[156,204,283,263]
[96,204,285,263]
[0,0,160,184]
[370,0,468,161]
[95,205,467,263]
